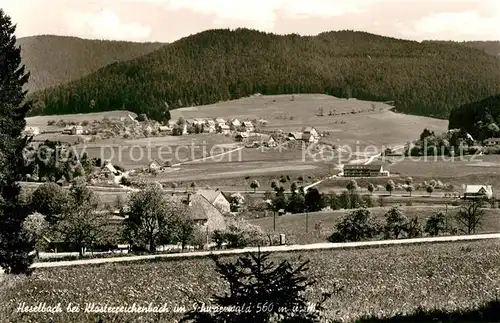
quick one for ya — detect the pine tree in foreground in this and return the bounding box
[181,250,336,323]
[0,9,35,274]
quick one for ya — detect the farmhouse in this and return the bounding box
[260,134,277,147]
[101,161,121,176]
[231,119,241,127]
[206,119,216,127]
[159,125,171,132]
[463,185,493,199]
[342,163,387,177]
[194,118,206,125]
[22,126,40,136]
[185,118,196,125]
[215,118,226,124]
[198,189,231,214]
[203,124,216,133]
[235,132,250,141]
[288,132,303,141]
[483,138,500,146]
[242,121,255,132]
[170,193,226,231]
[71,125,83,135]
[167,120,177,127]
[219,124,230,134]
[303,126,319,142]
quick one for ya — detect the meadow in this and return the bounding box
[250,206,500,244]
[172,94,448,148]
[2,240,500,322]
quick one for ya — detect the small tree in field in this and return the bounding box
[405,177,413,186]
[367,183,375,195]
[171,182,178,191]
[250,180,260,193]
[22,213,49,258]
[406,184,414,197]
[346,179,358,192]
[329,208,378,242]
[290,181,298,193]
[455,198,485,234]
[271,180,279,190]
[424,211,446,236]
[181,251,334,323]
[383,206,408,239]
[426,185,434,197]
[386,180,395,196]
[190,181,197,191]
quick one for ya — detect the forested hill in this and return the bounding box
[30,29,500,120]
[17,35,164,92]
[448,94,500,141]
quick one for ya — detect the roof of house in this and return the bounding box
[343,163,383,171]
[215,118,226,123]
[220,124,230,129]
[198,189,226,204]
[185,118,195,124]
[484,138,500,141]
[230,192,245,200]
[289,132,303,140]
[465,185,492,194]
[236,132,250,138]
[243,121,254,127]
[303,126,316,133]
[102,161,117,174]
[168,193,223,221]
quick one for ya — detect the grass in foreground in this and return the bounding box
[1,240,500,322]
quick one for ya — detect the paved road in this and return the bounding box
[29,233,500,269]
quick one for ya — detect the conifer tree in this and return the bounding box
[0,9,35,274]
[182,251,333,323]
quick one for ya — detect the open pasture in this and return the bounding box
[76,134,239,168]
[2,239,500,322]
[172,94,448,147]
[250,206,500,245]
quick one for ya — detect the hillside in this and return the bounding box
[462,41,500,57]
[30,29,500,120]
[17,35,164,92]
[448,94,500,140]
[425,40,500,58]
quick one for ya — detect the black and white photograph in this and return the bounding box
[1,0,500,322]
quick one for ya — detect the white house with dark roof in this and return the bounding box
[242,121,255,132]
[231,119,241,127]
[464,185,493,199]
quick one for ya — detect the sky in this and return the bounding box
[1,0,499,42]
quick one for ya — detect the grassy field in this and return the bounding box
[250,206,500,245]
[172,94,448,148]
[74,134,239,168]
[2,239,500,322]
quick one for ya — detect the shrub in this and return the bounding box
[212,219,267,249]
[329,208,379,242]
[424,211,447,237]
[120,176,132,186]
[47,120,56,126]
[383,206,409,239]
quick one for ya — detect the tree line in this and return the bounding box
[448,94,500,141]
[30,28,500,121]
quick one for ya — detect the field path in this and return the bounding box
[28,233,500,269]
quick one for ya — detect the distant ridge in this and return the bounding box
[29,29,500,120]
[17,35,165,92]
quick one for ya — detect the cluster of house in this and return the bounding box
[166,117,259,135]
[287,127,321,143]
[62,125,85,135]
